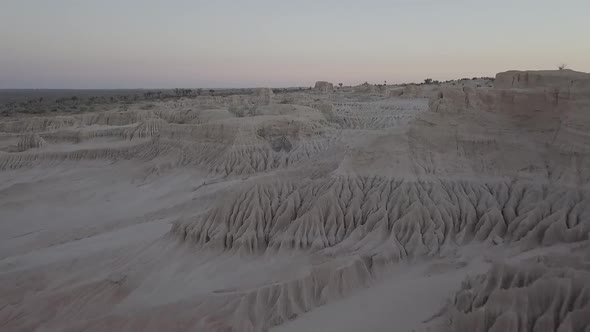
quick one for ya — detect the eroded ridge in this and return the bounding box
[0,108,343,175]
[173,176,590,257]
[448,257,590,332]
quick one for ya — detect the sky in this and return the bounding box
[1,0,589,89]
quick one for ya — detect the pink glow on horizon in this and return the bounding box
[1,0,589,88]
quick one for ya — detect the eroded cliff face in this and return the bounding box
[447,252,590,332]
[314,81,335,93]
[430,70,590,113]
[494,69,590,90]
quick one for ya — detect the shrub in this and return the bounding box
[228,104,259,117]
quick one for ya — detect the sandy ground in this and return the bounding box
[1,73,590,331]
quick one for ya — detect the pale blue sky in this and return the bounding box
[1,0,589,88]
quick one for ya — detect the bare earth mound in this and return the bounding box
[1,70,590,332]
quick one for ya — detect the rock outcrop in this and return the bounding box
[354,82,378,94]
[314,81,334,93]
[495,69,590,90]
[252,88,274,105]
[429,70,590,114]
